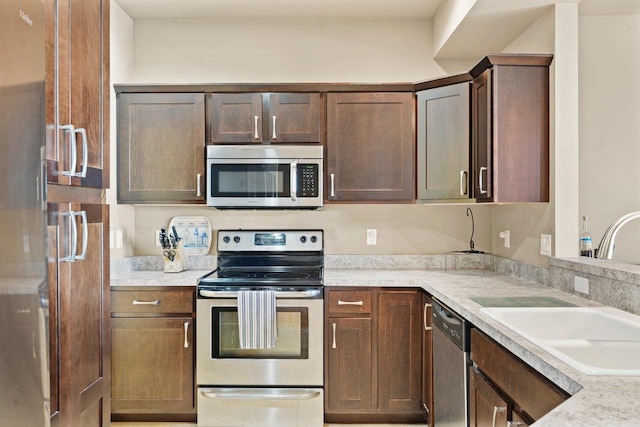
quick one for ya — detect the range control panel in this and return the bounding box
[217,230,323,252]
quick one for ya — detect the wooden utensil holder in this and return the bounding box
[163,242,190,273]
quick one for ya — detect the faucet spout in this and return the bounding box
[596,211,640,259]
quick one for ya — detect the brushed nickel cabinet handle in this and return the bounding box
[60,125,88,178]
[330,173,335,197]
[479,166,488,195]
[196,173,202,197]
[424,303,433,331]
[272,115,277,140]
[184,321,190,348]
[132,299,160,305]
[61,210,86,262]
[61,211,78,262]
[332,323,337,349]
[492,406,506,427]
[338,300,363,306]
[60,124,76,177]
[32,331,37,359]
[460,170,468,195]
[74,211,88,261]
[254,115,260,139]
[74,127,88,178]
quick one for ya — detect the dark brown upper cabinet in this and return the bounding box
[416,78,472,202]
[46,0,109,189]
[207,93,321,144]
[470,54,553,203]
[326,92,415,202]
[117,92,206,204]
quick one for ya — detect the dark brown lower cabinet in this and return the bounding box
[469,328,569,426]
[421,292,434,426]
[326,317,374,412]
[111,288,196,422]
[325,287,423,423]
[48,200,110,427]
[469,367,511,426]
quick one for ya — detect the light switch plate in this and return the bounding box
[115,230,124,249]
[540,234,552,256]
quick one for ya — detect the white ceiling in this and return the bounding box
[115,0,640,20]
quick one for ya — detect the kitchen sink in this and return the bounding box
[480,306,640,376]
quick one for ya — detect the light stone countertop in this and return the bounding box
[110,258,640,425]
[111,268,211,287]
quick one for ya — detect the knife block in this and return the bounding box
[163,242,190,273]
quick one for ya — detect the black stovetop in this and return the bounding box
[198,266,323,288]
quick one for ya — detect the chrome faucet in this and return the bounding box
[595,211,640,259]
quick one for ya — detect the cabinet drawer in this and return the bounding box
[470,329,568,421]
[327,289,373,314]
[111,289,194,314]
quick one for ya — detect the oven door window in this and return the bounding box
[210,163,291,198]
[212,307,308,359]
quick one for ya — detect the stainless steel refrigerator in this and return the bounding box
[0,0,49,425]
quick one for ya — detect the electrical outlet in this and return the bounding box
[540,234,552,256]
[574,276,589,294]
[155,230,162,246]
[366,229,377,245]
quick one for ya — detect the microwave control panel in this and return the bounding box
[298,164,319,197]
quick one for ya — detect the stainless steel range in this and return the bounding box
[196,229,324,427]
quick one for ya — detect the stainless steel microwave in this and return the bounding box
[206,145,323,209]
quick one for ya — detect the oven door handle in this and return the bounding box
[200,388,321,401]
[199,289,322,299]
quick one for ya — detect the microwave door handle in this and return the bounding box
[290,161,298,202]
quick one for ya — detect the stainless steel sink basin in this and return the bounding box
[480,306,640,376]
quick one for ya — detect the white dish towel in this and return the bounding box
[237,290,278,349]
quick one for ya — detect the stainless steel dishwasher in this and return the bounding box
[432,298,470,427]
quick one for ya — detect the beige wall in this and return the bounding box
[130,18,453,83]
[108,1,135,259]
[579,14,640,264]
[132,204,492,256]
